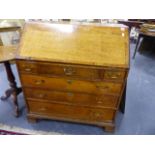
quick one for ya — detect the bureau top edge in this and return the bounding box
[16,57,129,70]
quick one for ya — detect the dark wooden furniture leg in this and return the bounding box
[119,83,127,114]
[0,61,22,117]
[133,34,142,59]
[104,125,115,132]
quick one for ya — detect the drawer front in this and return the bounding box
[102,70,125,81]
[27,100,115,122]
[17,60,125,81]
[21,74,122,95]
[24,88,118,108]
[17,60,99,80]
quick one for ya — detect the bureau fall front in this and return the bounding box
[16,22,129,132]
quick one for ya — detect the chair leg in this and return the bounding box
[132,35,141,59]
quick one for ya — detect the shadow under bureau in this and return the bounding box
[16,22,129,132]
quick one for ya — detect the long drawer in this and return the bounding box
[24,88,118,109]
[17,60,126,81]
[20,74,122,95]
[27,99,116,122]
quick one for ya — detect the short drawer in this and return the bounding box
[27,100,115,122]
[24,88,118,108]
[17,60,125,81]
[103,70,125,81]
[20,74,122,95]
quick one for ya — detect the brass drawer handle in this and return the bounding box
[90,111,101,117]
[64,67,75,76]
[110,74,121,79]
[35,80,45,85]
[94,112,101,117]
[96,96,105,103]
[39,107,46,111]
[110,76,118,79]
[96,97,104,103]
[97,101,103,104]
[37,93,46,98]
[67,80,73,84]
[24,68,32,72]
[106,72,121,79]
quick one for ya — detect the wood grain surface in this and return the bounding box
[17,22,129,68]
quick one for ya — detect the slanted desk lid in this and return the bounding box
[17,22,129,68]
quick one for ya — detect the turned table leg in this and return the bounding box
[0,61,22,117]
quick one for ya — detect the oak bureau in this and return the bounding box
[16,22,129,132]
